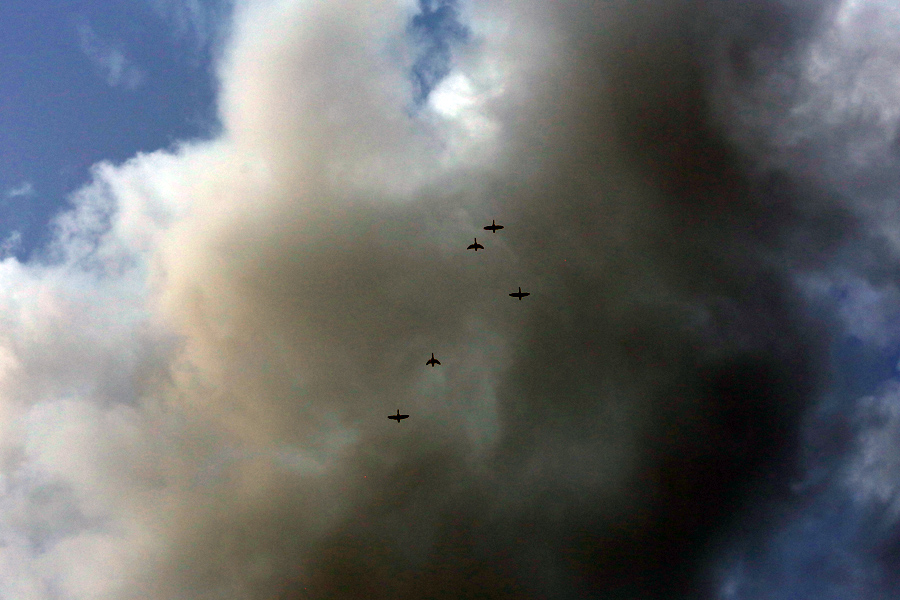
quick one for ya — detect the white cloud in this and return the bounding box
[76,20,146,90]
[147,0,232,59]
[844,380,900,518]
[709,0,900,261]
[0,232,22,259]
[5,182,34,199]
[712,0,900,162]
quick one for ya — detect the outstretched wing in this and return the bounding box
[398,414,409,420]
[434,358,441,365]
[388,415,399,421]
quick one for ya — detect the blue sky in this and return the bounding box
[1,1,900,599]
[0,0,467,260]
[0,0,221,259]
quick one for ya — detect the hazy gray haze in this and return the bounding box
[2,0,900,598]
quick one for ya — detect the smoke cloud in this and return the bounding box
[2,0,900,598]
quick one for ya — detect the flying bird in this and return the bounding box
[467,238,485,251]
[426,353,441,367]
[388,409,410,423]
[509,287,530,300]
[484,219,504,233]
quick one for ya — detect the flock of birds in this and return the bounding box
[388,219,528,423]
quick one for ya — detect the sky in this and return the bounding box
[1,0,900,598]
[0,0,223,260]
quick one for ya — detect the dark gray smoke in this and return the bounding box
[1,1,899,598]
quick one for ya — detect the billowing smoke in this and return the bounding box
[2,0,899,598]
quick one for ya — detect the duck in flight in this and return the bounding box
[484,219,504,233]
[509,287,530,300]
[388,409,409,423]
[426,353,441,367]
[467,238,484,251]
